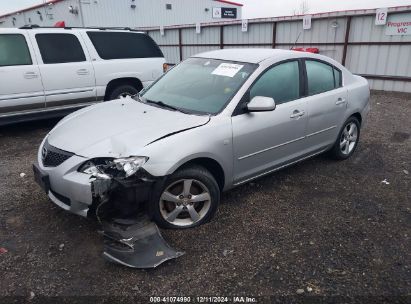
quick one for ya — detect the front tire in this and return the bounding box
[150,166,220,229]
[330,116,361,160]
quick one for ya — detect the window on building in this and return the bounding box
[86,32,163,60]
[35,34,86,64]
[0,34,32,67]
[305,60,336,95]
[250,61,300,104]
[166,4,172,10]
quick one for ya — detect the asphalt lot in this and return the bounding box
[0,91,410,302]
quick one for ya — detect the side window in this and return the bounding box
[0,34,32,67]
[35,34,86,64]
[334,67,342,88]
[86,32,164,60]
[306,60,335,95]
[250,61,300,105]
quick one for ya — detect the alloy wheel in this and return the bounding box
[159,179,211,227]
[340,122,358,155]
[118,92,132,99]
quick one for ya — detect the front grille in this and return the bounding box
[42,140,74,167]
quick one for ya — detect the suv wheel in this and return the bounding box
[108,84,139,100]
[151,166,220,229]
[331,116,360,160]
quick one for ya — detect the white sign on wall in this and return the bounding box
[385,13,411,35]
[375,8,388,25]
[303,15,312,30]
[196,22,201,34]
[212,7,222,19]
[241,19,248,32]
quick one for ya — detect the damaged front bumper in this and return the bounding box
[33,157,184,269]
[102,216,184,268]
[33,153,157,219]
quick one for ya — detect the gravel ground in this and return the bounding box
[0,91,410,303]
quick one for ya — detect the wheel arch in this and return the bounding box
[172,157,226,192]
[350,112,362,126]
[104,77,144,100]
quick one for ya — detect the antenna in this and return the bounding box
[290,31,302,50]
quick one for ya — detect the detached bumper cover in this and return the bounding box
[102,216,185,268]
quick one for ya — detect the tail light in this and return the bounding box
[163,63,169,73]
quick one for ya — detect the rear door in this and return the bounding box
[28,31,97,109]
[0,31,45,116]
[303,59,347,151]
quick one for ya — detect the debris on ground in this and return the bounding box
[59,243,65,251]
[223,249,234,257]
[19,173,26,178]
[29,291,35,300]
[403,170,409,175]
[381,179,390,185]
[307,286,313,292]
[102,215,184,268]
[296,289,305,294]
[0,247,8,254]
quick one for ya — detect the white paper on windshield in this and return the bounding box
[212,63,244,77]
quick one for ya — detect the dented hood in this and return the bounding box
[47,98,210,158]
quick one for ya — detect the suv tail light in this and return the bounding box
[163,63,176,73]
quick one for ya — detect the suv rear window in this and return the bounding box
[87,31,163,60]
[36,33,86,64]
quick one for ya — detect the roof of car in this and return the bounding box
[0,27,145,34]
[193,48,305,64]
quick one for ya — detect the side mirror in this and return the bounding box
[247,96,276,112]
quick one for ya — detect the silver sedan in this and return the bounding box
[34,49,370,229]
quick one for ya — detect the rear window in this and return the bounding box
[0,34,32,67]
[36,33,86,64]
[87,32,163,60]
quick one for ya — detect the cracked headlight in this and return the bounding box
[112,156,149,177]
[79,156,148,178]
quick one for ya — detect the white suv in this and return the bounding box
[0,27,165,125]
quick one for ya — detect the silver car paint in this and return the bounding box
[36,49,370,215]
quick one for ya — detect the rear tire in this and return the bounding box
[150,166,220,229]
[330,116,361,160]
[108,84,139,100]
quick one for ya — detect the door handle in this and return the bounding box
[24,72,39,79]
[290,110,305,119]
[77,69,90,75]
[336,97,346,105]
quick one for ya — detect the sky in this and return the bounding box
[0,0,410,18]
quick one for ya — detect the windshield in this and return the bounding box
[141,57,257,114]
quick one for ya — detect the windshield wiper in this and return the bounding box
[145,99,188,114]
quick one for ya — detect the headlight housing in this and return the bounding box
[79,156,148,178]
[112,157,149,177]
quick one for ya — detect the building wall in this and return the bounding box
[0,0,82,28]
[146,7,411,93]
[0,0,242,28]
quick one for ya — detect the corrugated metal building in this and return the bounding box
[141,5,411,93]
[0,0,243,28]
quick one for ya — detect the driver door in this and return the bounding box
[231,60,308,184]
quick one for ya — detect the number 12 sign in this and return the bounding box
[376,8,388,25]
